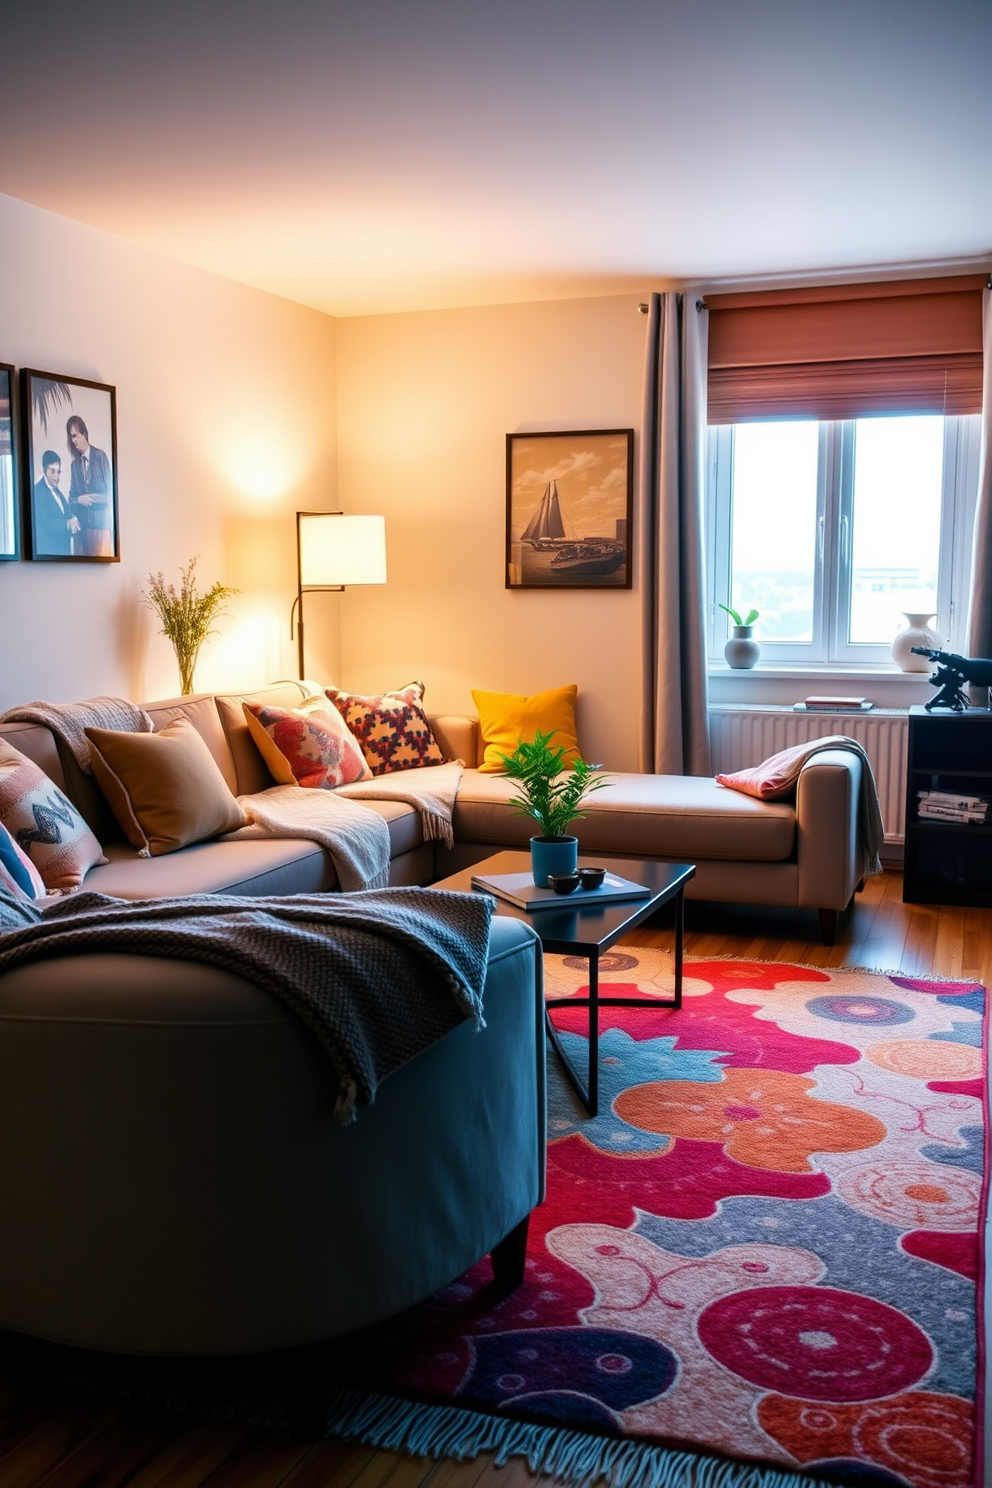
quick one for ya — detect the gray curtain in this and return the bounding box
[638,291,711,775]
[966,286,992,665]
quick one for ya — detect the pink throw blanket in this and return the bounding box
[717,735,884,875]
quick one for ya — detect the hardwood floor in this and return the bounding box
[2,870,988,1488]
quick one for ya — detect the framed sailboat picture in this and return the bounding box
[506,429,633,589]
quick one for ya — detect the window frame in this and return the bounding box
[705,413,982,670]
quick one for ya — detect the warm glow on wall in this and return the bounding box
[195,607,289,693]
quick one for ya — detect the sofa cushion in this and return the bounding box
[472,685,580,773]
[82,796,425,899]
[86,719,247,857]
[144,694,239,794]
[85,838,337,898]
[0,739,108,891]
[243,700,371,790]
[326,681,445,776]
[453,769,796,862]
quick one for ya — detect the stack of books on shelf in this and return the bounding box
[917,790,989,825]
[794,696,873,713]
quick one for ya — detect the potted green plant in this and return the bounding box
[719,603,760,669]
[497,729,609,885]
[144,557,240,695]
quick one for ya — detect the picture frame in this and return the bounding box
[22,369,119,562]
[0,362,20,560]
[506,428,633,589]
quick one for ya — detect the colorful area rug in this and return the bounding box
[325,951,988,1488]
[1,954,985,1488]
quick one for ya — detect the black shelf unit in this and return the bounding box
[903,705,992,906]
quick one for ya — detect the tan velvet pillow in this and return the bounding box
[85,718,247,857]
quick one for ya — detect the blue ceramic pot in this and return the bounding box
[530,835,579,888]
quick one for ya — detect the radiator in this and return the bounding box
[709,704,909,843]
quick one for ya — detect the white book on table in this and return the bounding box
[470,870,652,911]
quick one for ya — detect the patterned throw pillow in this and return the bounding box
[0,739,107,891]
[243,699,372,790]
[325,681,445,777]
[0,820,47,900]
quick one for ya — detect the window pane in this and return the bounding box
[849,416,944,645]
[730,421,819,644]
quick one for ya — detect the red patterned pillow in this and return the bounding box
[243,700,371,790]
[325,681,445,776]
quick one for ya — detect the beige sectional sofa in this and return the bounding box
[0,681,867,941]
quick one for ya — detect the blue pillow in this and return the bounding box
[0,820,38,899]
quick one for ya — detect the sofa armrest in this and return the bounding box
[796,748,866,911]
[430,714,481,766]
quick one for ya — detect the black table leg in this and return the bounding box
[543,880,690,1119]
[588,951,600,1117]
[674,886,684,1010]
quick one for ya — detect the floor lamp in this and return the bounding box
[291,512,387,680]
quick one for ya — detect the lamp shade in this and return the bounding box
[298,513,387,587]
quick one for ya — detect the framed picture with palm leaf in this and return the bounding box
[22,369,119,562]
[0,362,20,560]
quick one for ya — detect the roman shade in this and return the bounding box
[707,275,987,422]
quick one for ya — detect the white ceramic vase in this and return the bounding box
[891,613,943,673]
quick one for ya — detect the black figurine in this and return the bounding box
[910,648,992,712]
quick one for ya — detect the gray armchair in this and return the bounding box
[0,917,544,1355]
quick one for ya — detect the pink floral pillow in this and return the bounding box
[243,700,371,790]
[325,681,445,776]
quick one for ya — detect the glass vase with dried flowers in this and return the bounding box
[143,558,239,696]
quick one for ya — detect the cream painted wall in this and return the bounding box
[336,295,647,772]
[0,192,339,710]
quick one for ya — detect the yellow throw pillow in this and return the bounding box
[86,718,247,857]
[472,684,581,774]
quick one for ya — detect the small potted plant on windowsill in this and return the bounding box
[719,603,760,669]
[497,729,610,886]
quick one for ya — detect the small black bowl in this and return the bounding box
[578,867,607,890]
[548,872,581,895]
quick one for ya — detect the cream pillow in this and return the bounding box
[86,718,247,857]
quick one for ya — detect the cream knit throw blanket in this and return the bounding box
[0,697,153,774]
[337,761,463,847]
[233,763,464,893]
[233,787,392,892]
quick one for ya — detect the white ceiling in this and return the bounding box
[1,0,989,317]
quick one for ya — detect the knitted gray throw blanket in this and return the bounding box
[0,887,495,1122]
[0,696,153,773]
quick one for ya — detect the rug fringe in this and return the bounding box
[323,1388,839,1488]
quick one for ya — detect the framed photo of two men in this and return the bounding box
[23,370,119,562]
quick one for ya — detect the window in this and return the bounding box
[706,413,982,668]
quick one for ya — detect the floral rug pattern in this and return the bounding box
[365,952,987,1488]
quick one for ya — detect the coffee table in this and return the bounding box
[433,851,696,1117]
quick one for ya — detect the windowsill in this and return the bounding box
[707,663,933,684]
